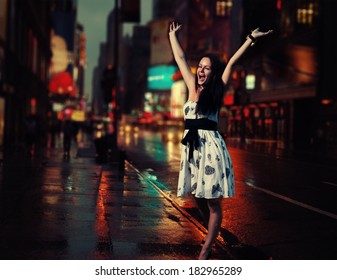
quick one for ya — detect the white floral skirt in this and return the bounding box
[177,129,235,199]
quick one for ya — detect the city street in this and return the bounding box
[0,137,228,260]
[0,127,336,260]
[119,126,337,260]
[1,2,336,277]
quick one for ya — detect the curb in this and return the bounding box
[126,160,236,260]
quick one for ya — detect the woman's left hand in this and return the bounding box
[251,28,273,39]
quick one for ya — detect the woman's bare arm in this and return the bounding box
[222,28,273,85]
[169,22,195,92]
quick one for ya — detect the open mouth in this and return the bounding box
[198,74,206,83]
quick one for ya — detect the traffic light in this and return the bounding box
[101,65,115,103]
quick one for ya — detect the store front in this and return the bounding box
[227,101,286,150]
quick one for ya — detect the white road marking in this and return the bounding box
[245,182,337,220]
[322,181,337,187]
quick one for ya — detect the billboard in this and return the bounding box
[147,65,177,90]
[49,11,76,96]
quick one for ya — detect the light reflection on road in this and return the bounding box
[118,125,337,260]
[119,126,182,163]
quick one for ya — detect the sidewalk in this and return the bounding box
[0,144,228,260]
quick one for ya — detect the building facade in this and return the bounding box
[121,0,336,159]
[0,0,53,151]
[0,0,85,153]
[228,0,337,158]
[124,25,150,114]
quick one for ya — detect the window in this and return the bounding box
[296,0,319,26]
[216,0,232,17]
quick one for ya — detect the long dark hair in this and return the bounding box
[195,53,226,115]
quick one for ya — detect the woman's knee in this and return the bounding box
[195,197,207,208]
[207,199,222,213]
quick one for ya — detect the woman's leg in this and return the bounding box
[198,198,223,260]
[195,197,210,229]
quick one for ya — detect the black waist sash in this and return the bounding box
[181,118,218,162]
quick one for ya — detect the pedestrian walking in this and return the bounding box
[62,117,74,159]
[169,21,272,259]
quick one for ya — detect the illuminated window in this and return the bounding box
[216,0,232,17]
[245,75,256,90]
[297,0,319,26]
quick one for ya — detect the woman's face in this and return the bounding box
[197,57,212,87]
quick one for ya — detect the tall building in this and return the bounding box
[227,0,336,158]
[106,8,123,67]
[124,25,150,114]
[316,0,337,157]
[0,0,53,150]
[167,0,239,120]
[74,23,86,99]
[150,0,336,158]
[92,43,108,116]
[152,0,180,19]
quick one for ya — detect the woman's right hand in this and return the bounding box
[169,22,182,35]
[251,27,273,39]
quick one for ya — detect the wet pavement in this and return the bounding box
[0,143,229,260]
[119,128,337,260]
[1,130,336,260]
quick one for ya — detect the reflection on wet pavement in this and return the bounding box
[0,145,212,259]
[97,162,206,259]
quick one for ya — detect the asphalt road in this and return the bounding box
[119,127,337,260]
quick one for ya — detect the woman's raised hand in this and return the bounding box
[251,27,273,39]
[169,22,182,34]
